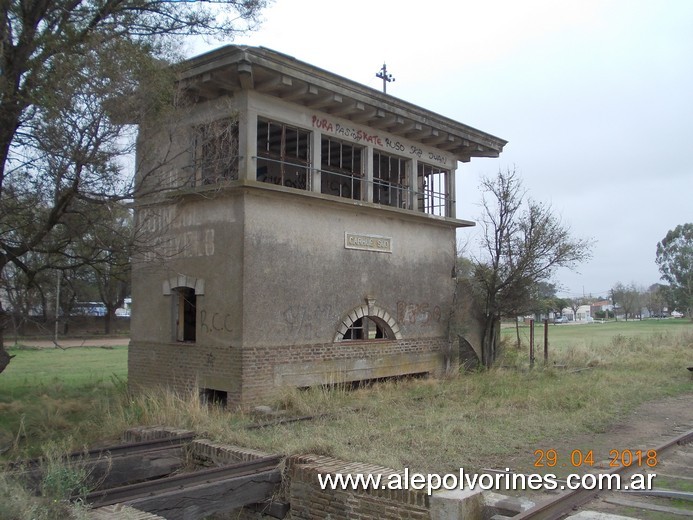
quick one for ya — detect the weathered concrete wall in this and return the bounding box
[450,275,486,368]
[242,187,456,347]
[129,184,456,405]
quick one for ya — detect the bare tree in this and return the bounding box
[465,168,592,367]
[0,1,268,374]
[568,297,582,321]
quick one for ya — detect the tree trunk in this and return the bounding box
[104,308,115,334]
[0,303,15,375]
[480,316,500,368]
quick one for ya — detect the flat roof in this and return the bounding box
[178,45,507,163]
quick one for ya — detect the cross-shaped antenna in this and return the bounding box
[376,63,395,94]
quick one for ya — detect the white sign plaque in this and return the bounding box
[344,233,392,253]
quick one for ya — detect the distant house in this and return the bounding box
[562,304,592,322]
[590,299,613,318]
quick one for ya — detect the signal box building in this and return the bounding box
[129,46,506,407]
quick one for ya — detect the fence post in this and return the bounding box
[529,318,535,367]
[543,318,549,365]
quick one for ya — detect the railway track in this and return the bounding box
[8,433,286,520]
[11,433,196,490]
[506,428,693,520]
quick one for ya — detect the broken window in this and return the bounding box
[192,119,239,185]
[343,317,390,340]
[173,287,196,342]
[320,137,363,200]
[256,118,310,189]
[373,151,408,208]
[417,163,450,217]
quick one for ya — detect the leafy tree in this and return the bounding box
[465,168,593,367]
[656,223,693,318]
[645,283,668,318]
[611,282,642,320]
[0,0,268,374]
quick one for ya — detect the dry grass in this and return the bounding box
[84,324,693,476]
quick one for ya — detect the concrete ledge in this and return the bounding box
[484,491,535,516]
[429,488,484,520]
[274,351,441,387]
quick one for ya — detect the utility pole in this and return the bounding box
[376,63,395,94]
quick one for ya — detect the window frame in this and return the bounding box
[417,162,451,217]
[320,136,364,200]
[256,118,311,190]
[343,316,391,341]
[173,287,197,343]
[373,150,409,209]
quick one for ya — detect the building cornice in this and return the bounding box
[177,45,507,163]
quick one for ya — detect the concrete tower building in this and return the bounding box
[129,46,506,407]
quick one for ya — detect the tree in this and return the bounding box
[466,168,593,367]
[656,223,693,318]
[645,283,667,318]
[568,297,582,321]
[0,1,268,374]
[611,282,642,320]
[84,202,133,334]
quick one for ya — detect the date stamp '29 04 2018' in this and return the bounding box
[533,448,658,469]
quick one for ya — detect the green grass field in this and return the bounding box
[0,345,128,456]
[506,318,693,351]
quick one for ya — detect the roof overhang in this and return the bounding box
[178,45,507,163]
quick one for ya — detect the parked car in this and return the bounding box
[554,316,569,324]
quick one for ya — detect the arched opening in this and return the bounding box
[334,303,402,342]
[343,316,391,340]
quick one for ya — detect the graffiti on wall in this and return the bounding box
[200,309,233,333]
[282,303,337,341]
[397,301,441,325]
[139,206,216,262]
[311,115,450,166]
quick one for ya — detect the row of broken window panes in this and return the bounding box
[255,156,451,216]
[188,117,452,216]
[188,152,451,217]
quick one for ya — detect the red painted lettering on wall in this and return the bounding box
[311,115,333,132]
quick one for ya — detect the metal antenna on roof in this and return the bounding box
[376,63,395,94]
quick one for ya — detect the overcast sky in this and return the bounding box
[190,0,692,299]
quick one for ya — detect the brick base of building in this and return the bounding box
[128,337,451,408]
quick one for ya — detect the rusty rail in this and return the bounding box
[8,432,196,470]
[84,454,283,507]
[512,428,693,520]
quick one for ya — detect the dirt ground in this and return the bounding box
[502,392,693,476]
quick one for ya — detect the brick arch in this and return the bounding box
[334,303,402,342]
[162,274,205,295]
